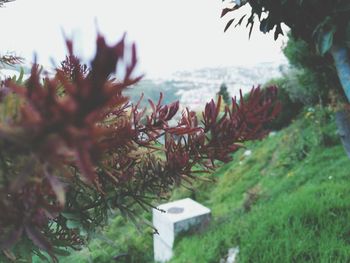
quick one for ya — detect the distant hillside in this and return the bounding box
[128,62,286,111]
[0,62,286,112]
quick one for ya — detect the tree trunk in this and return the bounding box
[331,45,350,158]
[331,45,350,102]
[335,109,350,158]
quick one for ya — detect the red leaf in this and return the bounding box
[75,147,101,190]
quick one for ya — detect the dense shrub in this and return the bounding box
[263,78,303,130]
[241,82,302,131]
[282,35,344,106]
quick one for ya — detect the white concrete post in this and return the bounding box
[153,198,211,262]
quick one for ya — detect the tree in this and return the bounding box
[222,0,350,101]
[283,33,342,106]
[0,34,280,261]
[222,0,350,157]
[0,0,13,7]
[218,83,231,105]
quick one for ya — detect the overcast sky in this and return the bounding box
[0,0,288,77]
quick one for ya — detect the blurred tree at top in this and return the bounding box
[223,0,350,103]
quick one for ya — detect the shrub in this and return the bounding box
[263,78,303,130]
[0,34,280,262]
[282,34,344,106]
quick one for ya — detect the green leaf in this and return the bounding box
[53,247,71,256]
[61,212,80,221]
[66,219,81,229]
[260,18,269,34]
[221,6,239,18]
[224,18,235,32]
[235,14,246,28]
[248,22,254,39]
[274,24,284,40]
[316,27,336,56]
[17,67,24,84]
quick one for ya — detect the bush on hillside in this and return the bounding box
[282,34,344,105]
[263,78,303,130]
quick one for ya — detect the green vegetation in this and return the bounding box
[59,28,350,262]
[62,104,350,262]
[170,107,350,263]
[282,34,343,106]
[218,83,231,105]
[58,215,153,263]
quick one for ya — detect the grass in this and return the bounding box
[61,106,350,262]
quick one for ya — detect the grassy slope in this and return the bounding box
[170,108,350,263]
[62,107,350,262]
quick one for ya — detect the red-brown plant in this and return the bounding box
[0,34,280,261]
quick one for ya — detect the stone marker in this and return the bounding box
[153,198,211,262]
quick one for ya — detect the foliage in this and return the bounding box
[262,78,303,130]
[169,106,350,263]
[222,0,350,104]
[59,213,153,263]
[0,0,13,7]
[60,175,214,263]
[222,0,350,53]
[223,0,348,106]
[282,34,343,105]
[0,54,23,68]
[0,34,280,262]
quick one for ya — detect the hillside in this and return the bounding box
[60,105,350,263]
[1,62,284,111]
[169,106,350,263]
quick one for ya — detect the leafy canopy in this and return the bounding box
[222,0,350,55]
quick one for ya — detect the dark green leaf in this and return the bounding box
[235,14,247,28]
[53,247,71,256]
[221,6,238,18]
[224,18,235,32]
[260,19,269,34]
[66,219,81,229]
[33,249,50,262]
[316,27,336,55]
[61,212,81,221]
[248,22,254,39]
[274,24,284,40]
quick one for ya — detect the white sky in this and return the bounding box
[0,0,288,78]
